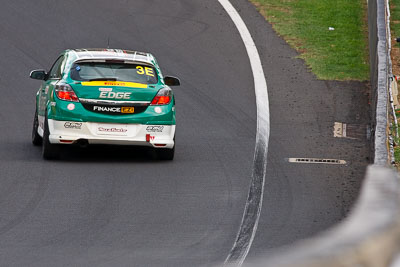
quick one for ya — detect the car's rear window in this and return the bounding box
[70,62,158,84]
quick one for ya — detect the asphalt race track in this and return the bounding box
[0,0,370,266]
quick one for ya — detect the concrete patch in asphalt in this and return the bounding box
[334,122,369,140]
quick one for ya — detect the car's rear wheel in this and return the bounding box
[42,116,59,160]
[32,110,42,146]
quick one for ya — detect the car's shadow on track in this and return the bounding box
[53,145,164,163]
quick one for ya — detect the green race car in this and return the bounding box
[30,49,180,160]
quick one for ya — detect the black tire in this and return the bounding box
[156,146,175,160]
[32,110,42,146]
[42,116,59,160]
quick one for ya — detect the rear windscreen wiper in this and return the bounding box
[89,78,118,81]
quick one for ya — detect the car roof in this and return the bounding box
[69,48,155,65]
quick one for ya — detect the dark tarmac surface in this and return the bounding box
[0,0,370,266]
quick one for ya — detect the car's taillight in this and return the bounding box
[55,83,79,102]
[151,88,172,105]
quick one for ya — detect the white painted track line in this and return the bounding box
[217,0,270,266]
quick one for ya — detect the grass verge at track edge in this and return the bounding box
[250,0,370,81]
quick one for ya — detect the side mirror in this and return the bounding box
[164,76,180,86]
[30,70,47,80]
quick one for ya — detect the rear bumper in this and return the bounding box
[48,119,175,149]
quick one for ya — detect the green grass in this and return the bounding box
[250,0,369,80]
[391,0,400,36]
[394,142,400,165]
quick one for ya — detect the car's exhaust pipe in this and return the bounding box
[76,139,89,148]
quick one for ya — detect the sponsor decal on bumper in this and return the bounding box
[146,126,164,132]
[97,124,128,136]
[64,122,82,129]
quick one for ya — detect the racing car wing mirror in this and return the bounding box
[30,70,47,80]
[164,76,180,86]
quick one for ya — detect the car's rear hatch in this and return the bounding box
[71,81,160,115]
